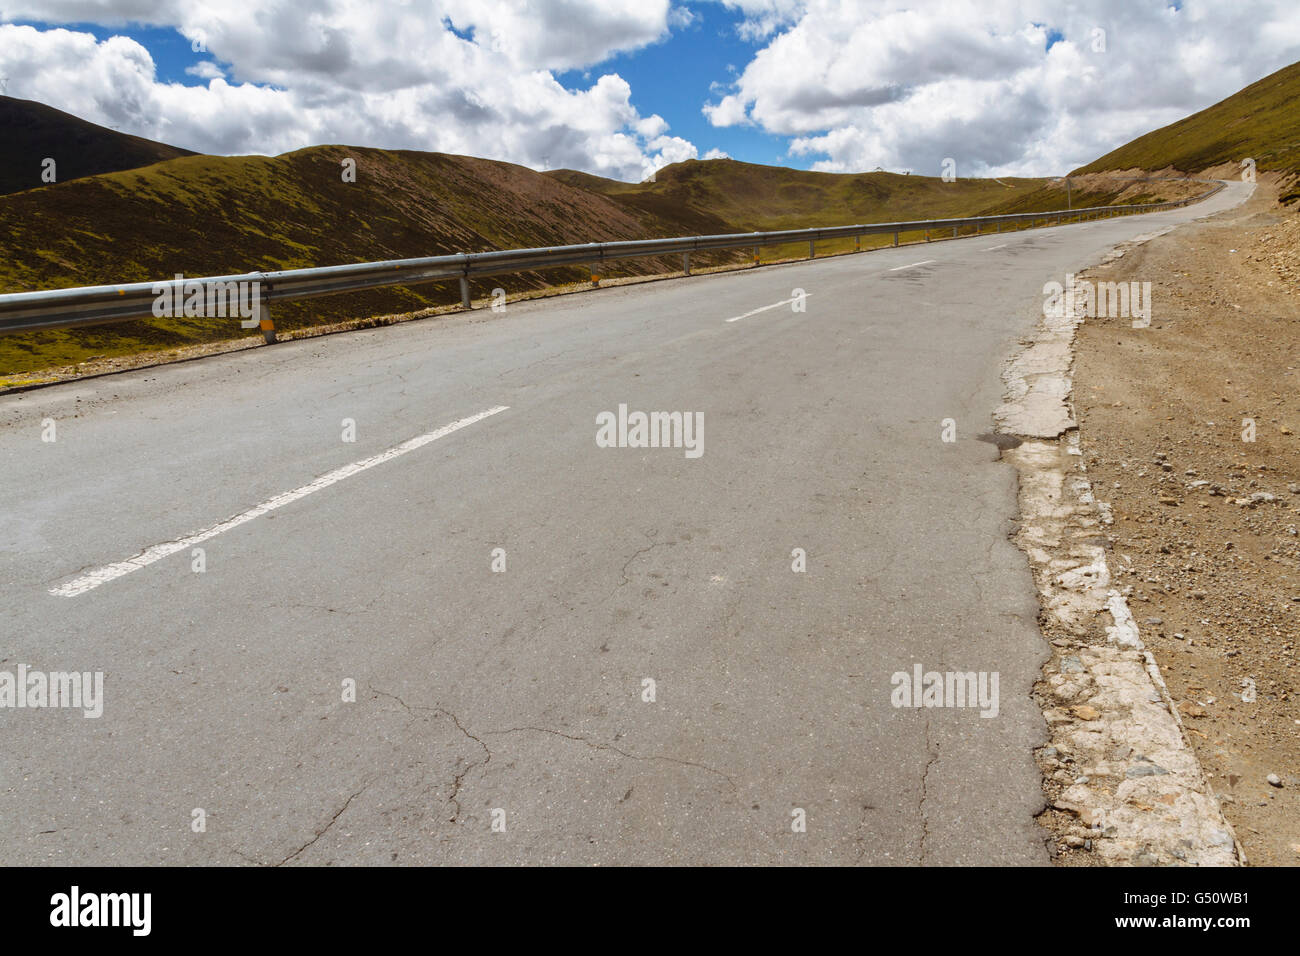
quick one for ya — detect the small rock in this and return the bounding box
[1072,705,1101,721]
[1267,774,1283,788]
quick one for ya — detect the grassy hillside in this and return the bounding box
[548,158,1192,232]
[1072,59,1300,178]
[0,146,746,373]
[0,96,196,196]
[549,159,1050,231]
[0,146,1196,377]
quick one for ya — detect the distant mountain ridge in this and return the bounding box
[546,159,1049,232]
[0,96,197,196]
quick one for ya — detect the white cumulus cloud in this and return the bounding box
[704,0,1300,176]
[0,0,702,181]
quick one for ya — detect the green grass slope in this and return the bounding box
[0,96,196,196]
[549,159,1051,231]
[1072,59,1300,178]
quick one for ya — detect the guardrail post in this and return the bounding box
[952,225,958,238]
[854,236,861,252]
[256,286,276,345]
[459,276,471,310]
[925,229,930,242]
[893,231,899,247]
[683,251,691,276]
[590,269,600,286]
[808,240,815,259]
[752,246,759,266]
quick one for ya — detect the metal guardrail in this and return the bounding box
[0,181,1225,343]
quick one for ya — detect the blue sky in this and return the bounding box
[1,1,1296,181]
[553,7,792,168]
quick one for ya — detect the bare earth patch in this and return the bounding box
[1072,181,1300,865]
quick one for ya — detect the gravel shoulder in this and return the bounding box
[1072,180,1300,865]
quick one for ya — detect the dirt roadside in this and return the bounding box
[1069,180,1299,865]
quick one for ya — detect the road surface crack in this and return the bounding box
[275,782,370,866]
[918,722,939,865]
[596,530,668,605]
[369,688,494,822]
[486,725,737,791]
[436,705,494,822]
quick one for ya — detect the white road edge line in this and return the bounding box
[49,405,510,598]
[981,243,1009,251]
[888,259,936,271]
[724,292,813,323]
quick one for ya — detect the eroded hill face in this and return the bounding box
[0,96,196,196]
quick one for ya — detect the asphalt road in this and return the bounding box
[0,183,1251,865]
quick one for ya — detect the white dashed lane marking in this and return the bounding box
[49,405,510,597]
[725,292,813,323]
